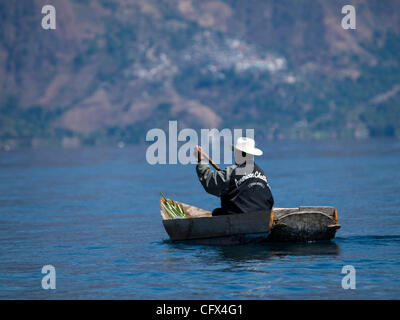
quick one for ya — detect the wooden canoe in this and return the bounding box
[160,198,340,244]
[160,198,272,245]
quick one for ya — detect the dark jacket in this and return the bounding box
[196,162,274,215]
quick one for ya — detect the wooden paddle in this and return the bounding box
[195,146,221,171]
[202,151,221,171]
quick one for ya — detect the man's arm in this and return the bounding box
[194,145,236,196]
[196,163,236,197]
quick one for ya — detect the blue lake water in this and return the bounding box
[0,140,399,299]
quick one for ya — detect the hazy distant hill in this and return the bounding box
[1,0,400,148]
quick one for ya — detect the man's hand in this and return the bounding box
[194,145,204,163]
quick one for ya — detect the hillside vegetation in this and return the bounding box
[1,0,400,148]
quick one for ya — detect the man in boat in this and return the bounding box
[195,137,274,216]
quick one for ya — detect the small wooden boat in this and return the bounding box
[160,198,340,244]
[161,198,272,245]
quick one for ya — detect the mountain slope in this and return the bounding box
[1,0,400,148]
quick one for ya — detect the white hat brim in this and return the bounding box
[231,145,263,156]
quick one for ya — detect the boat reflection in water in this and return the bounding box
[212,241,341,264]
